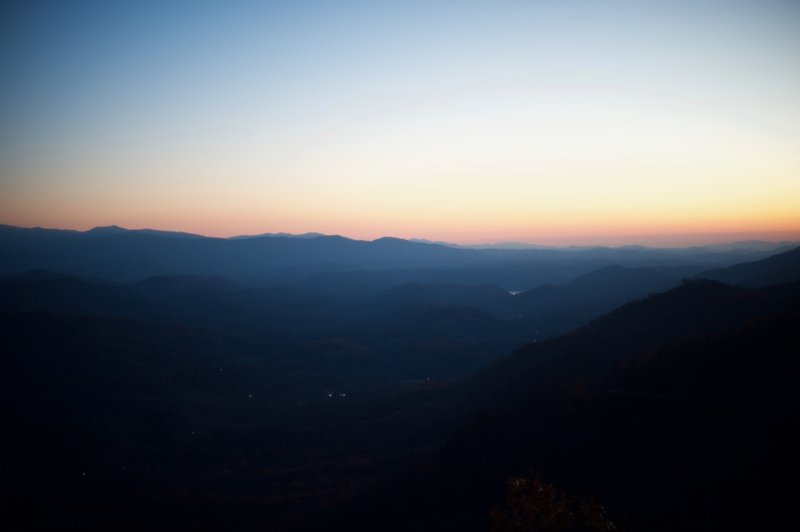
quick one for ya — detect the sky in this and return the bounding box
[1,0,799,246]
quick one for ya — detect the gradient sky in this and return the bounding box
[1,0,799,245]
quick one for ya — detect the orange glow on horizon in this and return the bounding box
[3,211,799,248]
[2,1,798,250]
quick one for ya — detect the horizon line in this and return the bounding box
[3,222,800,250]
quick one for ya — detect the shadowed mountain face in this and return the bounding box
[697,245,800,286]
[510,264,692,335]
[2,230,799,531]
[323,280,800,532]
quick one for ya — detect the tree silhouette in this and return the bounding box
[491,476,615,532]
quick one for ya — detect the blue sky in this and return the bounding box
[2,0,799,244]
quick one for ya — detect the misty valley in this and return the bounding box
[2,226,799,531]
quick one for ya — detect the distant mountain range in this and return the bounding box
[1,224,795,285]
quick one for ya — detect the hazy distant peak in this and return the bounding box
[468,241,556,250]
[229,231,328,240]
[408,238,462,247]
[83,226,206,239]
[694,240,800,253]
[370,237,455,249]
[86,225,128,234]
[370,236,408,244]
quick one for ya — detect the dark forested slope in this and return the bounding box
[328,280,800,531]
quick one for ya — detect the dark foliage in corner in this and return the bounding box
[491,476,614,532]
